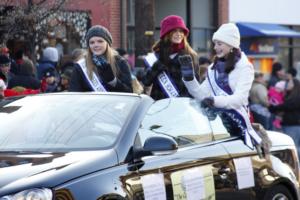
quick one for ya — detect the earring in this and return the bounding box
[230,48,233,53]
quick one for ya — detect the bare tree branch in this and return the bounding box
[0,0,69,62]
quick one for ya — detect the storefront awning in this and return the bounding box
[236,22,300,37]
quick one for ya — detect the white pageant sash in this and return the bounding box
[77,59,107,92]
[157,72,179,97]
[144,53,179,98]
[207,69,262,149]
[144,52,158,68]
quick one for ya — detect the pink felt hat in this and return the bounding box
[160,15,189,39]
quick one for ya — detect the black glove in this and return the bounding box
[201,97,215,108]
[151,61,167,76]
[178,55,195,81]
[143,61,167,86]
[92,54,115,83]
[206,109,217,121]
[101,64,115,84]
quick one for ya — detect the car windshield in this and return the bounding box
[0,94,138,151]
[140,98,230,147]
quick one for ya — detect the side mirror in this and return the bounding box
[133,136,178,159]
[144,136,178,155]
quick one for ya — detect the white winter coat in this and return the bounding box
[183,52,254,110]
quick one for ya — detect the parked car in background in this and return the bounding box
[0,93,299,200]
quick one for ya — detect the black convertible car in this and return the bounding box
[0,93,299,200]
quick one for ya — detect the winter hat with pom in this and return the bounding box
[212,23,240,48]
[275,80,286,92]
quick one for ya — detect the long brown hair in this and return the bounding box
[152,31,198,67]
[212,48,241,74]
[86,43,119,79]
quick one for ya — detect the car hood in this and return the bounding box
[0,149,118,196]
[267,130,295,147]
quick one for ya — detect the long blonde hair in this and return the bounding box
[86,44,119,79]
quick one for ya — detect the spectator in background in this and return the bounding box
[0,55,14,87]
[10,49,25,75]
[0,47,18,76]
[60,48,86,74]
[0,79,5,100]
[0,47,11,60]
[268,62,286,88]
[116,48,128,59]
[269,78,300,155]
[268,80,286,107]
[72,48,86,62]
[58,49,86,92]
[116,48,135,70]
[117,48,134,69]
[198,56,211,83]
[268,80,286,130]
[37,47,59,80]
[285,67,298,91]
[249,72,272,129]
[0,47,9,56]
[288,67,297,78]
[40,67,59,93]
[8,58,40,90]
[268,66,297,130]
[116,48,143,94]
[57,68,72,92]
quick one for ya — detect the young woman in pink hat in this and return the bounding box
[142,15,198,100]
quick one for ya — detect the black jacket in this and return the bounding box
[69,56,132,93]
[8,75,40,90]
[270,95,300,126]
[142,54,194,100]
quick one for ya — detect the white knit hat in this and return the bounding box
[212,23,240,48]
[275,80,286,92]
[43,47,59,62]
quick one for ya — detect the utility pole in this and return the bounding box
[134,0,155,61]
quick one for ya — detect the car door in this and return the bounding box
[120,98,239,200]
[207,109,258,200]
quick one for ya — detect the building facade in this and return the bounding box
[3,0,300,74]
[228,0,300,74]
[126,0,218,57]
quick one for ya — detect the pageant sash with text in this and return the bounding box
[144,53,179,97]
[77,59,107,92]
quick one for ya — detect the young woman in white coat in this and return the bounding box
[180,23,263,150]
